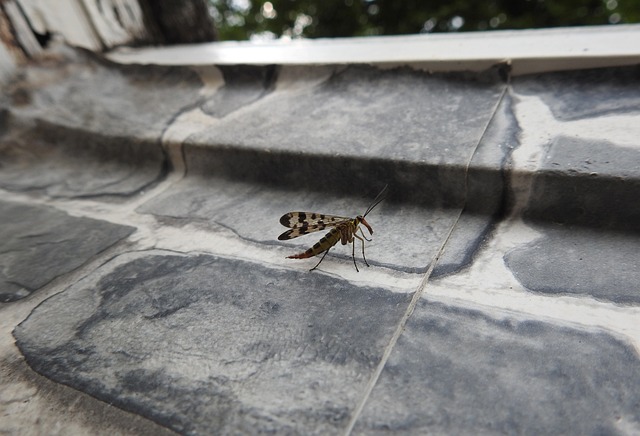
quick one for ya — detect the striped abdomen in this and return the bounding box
[287,221,356,259]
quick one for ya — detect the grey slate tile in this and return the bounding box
[505,224,640,305]
[433,92,517,276]
[0,122,166,197]
[0,44,207,198]
[512,66,640,231]
[3,44,639,435]
[184,64,507,206]
[138,66,510,273]
[513,65,640,120]
[14,251,413,434]
[138,178,460,272]
[524,135,640,231]
[0,200,135,302]
[1,44,205,138]
[191,65,506,163]
[353,299,640,435]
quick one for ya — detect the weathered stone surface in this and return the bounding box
[512,67,640,231]
[143,65,511,274]
[0,44,205,197]
[505,224,640,304]
[432,93,517,277]
[0,123,166,197]
[525,135,640,231]
[14,251,413,434]
[138,178,460,272]
[0,355,177,436]
[201,65,277,118]
[184,65,507,206]
[2,42,640,435]
[2,44,204,138]
[0,200,134,302]
[192,65,506,162]
[514,65,640,121]
[353,299,640,434]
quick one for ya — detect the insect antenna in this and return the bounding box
[363,184,389,217]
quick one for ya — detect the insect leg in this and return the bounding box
[347,240,360,272]
[359,227,371,242]
[353,233,369,268]
[310,248,331,271]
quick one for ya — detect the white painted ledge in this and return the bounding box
[108,24,640,75]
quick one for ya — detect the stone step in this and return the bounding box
[1,45,638,231]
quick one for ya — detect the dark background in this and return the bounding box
[207,0,640,41]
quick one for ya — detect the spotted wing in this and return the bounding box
[278,212,350,240]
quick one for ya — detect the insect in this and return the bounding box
[278,185,388,272]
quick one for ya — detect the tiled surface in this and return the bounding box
[505,224,640,304]
[183,64,506,207]
[1,45,204,138]
[0,123,166,197]
[354,300,640,435]
[137,178,460,272]
[511,67,640,230]
[15,251,412,434]
[1,44,639,434]
[0,200,134,302]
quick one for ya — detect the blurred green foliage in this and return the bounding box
[208,0,640,40]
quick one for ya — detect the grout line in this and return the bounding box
[343,208,464,435]
[343,83,510,434]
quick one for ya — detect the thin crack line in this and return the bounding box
[343,207,463,435]
[344,80,510,434]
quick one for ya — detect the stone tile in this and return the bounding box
[1,44,205,138]
[524,135,640,231]
[0,43,207,198]
[184,64,507,206]
[353,299,640,435]
[433,92,517,276]
[191,65,506,162]
[138,178,460,272]
[137,67,510,272]
[505,224,640,305]
[514,65,640,121]
[14,251,413,434]
[511,67,640,231]
[424,180,640,306]
[0,123,166,197]
[0,200,134,302]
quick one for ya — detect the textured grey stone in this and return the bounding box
[14,251,413,434]
[505,224,640,304]
[0,122,166,197]
[184,65,507,206]
[0,200,135,302]
[3,45,640,435]
[0,44,206,197]
[201,65,277,118]
[512,66,640,231]
[514,65,640,121]
[353,299,640,435]
[525,135,640,231]
[192,64,506,162]
[2,44,204,138]
[432,93,518,277]
[138,178,460,272]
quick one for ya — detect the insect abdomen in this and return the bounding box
[287,227,342,259]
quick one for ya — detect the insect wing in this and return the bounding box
[278,212,350,241]
[279,212,349,228]
[278,223,326,240]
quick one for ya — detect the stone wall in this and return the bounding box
[1,42,639,434]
